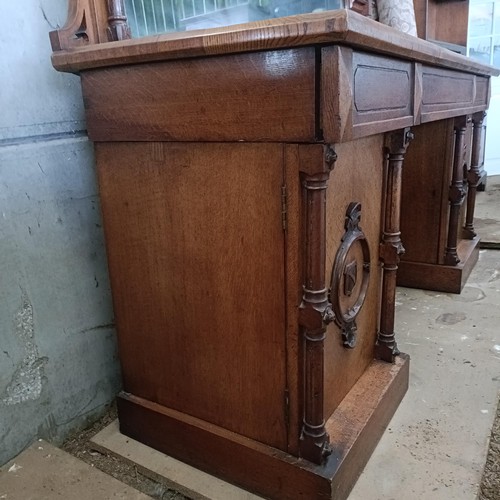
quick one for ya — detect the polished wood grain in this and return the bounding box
[82,49,317,143]
[321,47,415,142]
[321,45,354,143]
[323,135,384,416]
[117,354,409,500]
[51,9,499,77]
[96,142,288,449]
[283,145,303,457]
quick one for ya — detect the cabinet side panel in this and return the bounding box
[324,134,384,417]
[95,142,288,450]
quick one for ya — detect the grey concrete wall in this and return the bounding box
[0,1,121,464]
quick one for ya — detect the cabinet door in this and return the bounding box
[96,142,288,450]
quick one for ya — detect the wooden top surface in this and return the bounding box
[52,9,499,75]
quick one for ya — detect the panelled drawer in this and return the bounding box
[420,66,487,122]
[322,46,415,143]
[321,47,491,143]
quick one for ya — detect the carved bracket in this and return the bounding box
[49,0,95,51]
[329,202,370,348]
[49,0,131,51]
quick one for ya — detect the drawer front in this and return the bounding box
[351,52,414,126]
[420,66,489,122]
[322,47,415,142]
[83,48,317,142]
[475,76,490,107]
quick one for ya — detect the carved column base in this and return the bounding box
[300,422,332,465]
[375,336,400,363]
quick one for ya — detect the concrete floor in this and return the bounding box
[1,184,499,500]
[350,249,500,499]
[0,440,149,500]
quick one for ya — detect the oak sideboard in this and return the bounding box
[50,4,498,499]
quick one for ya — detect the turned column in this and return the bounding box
[107,0,131,41]
[444,117,469,265]
[376,128,413,363]
[298,146,336,465]
[464,112,486,239]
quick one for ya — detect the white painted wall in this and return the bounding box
[485,75,500,175]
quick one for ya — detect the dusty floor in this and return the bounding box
[469,177,500,500]
[478,397,500,500]
[350,249,500,499]
[61,405,187,500]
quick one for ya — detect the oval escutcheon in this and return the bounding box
[329,202,370,349]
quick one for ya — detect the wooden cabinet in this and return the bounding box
[50,5,498,499]
[414,0,470,51]
[398,112,487,293]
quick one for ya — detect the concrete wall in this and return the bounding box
[0,1,121,464]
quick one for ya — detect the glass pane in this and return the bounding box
[125,0,344,36]
[469,36,492,64]
[494,35,500,67]
[469,3,494,37]
[495,2,500,34]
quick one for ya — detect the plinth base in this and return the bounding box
[117,354,409,500]
[397,237,480,294]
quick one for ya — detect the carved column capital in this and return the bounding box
[384,129,414,156]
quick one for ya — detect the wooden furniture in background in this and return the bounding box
[397,0,491,292]
[50,5,498,499]
[413,0,488,190]
[414,0,470,51]
[398,111,488,293]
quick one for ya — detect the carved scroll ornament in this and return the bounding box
[329,202,370,348]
